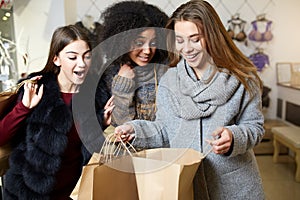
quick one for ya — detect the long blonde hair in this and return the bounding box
[166,0,262,95]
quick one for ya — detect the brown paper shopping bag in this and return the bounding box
[132,148,204,200]
[71,135,205,200]
[70,153,99,200]
[93,155,139,200]
[71,135,139,200]
[74,154,139,200]
[0,143,11,176]
[72,148,204,200]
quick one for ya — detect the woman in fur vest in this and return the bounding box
[1,25,114,199]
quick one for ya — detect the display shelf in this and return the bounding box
[276,62,300,90]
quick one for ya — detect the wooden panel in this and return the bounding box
[286,101,300,126]
[277,98,283,118]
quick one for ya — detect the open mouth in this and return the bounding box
[74,71,85,78]
[138,56,150,62]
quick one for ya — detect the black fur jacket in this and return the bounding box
[3,73,105,199]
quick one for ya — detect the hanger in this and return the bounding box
[256,47,265,54]
[82,15,95,31]
[255,13,268,22]
[228,13,246,24]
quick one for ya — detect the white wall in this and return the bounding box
[263,0,300,122]
[12,0,300,120]
[13,0,65,74]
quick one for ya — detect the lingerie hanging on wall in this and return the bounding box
[248,14,273,42]
[75,15,104,49]
[227,13,248,45]
[249,48,270,72]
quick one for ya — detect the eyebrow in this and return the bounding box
[66,49,91,54]
[176,33,200,38]
[135,36,156,40]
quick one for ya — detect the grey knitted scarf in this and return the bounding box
[177,60,240,118]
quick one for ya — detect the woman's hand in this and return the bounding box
[22,76,44,109]
[118,63,135,79]
[103,96,115,126]
[114,124,135,142]
[207,127,233,154]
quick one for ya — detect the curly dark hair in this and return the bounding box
[99,0,169,66]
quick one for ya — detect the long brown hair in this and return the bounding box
[39,24,91,75]
[166,0,262,94]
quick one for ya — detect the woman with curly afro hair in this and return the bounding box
[96,0,169,128]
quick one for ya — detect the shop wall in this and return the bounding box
[13,0,65,75]
[12,0,300,120]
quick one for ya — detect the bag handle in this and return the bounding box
[203,143,213,158]
[2,79,38,94]
[99,134,137,164]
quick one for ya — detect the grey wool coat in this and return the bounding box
[128,59,265,200]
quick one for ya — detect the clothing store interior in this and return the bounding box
[0,0,300,199]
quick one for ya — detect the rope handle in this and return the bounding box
[99,133,137,164]
[1,79,38,94]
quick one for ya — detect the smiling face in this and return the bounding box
[174,20,209,75]
[54,39,91,92]
[129,28,157,66]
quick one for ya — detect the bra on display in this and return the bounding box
[227,14,247,42]
[248,14,273,42]
[249,48,270,72]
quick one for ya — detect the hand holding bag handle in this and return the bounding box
[98,133,137,164]
[0,79,37,119]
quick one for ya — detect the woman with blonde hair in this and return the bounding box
[115,0,265,199]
